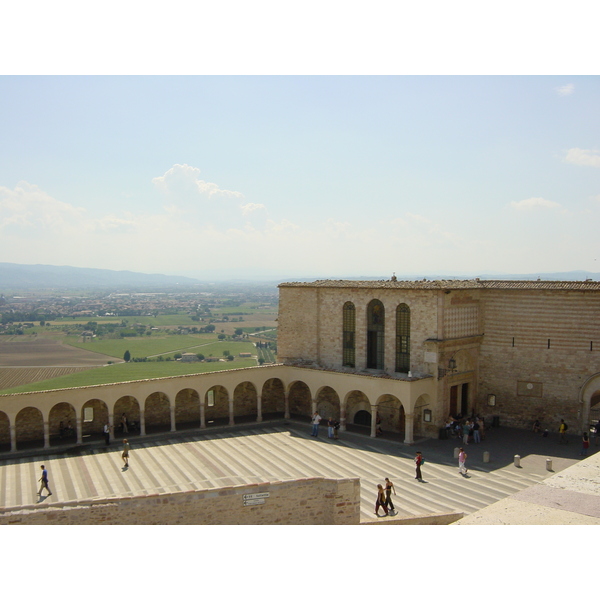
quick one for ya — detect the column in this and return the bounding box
[10,425,16,452]
[370,406,377,438]
[170,404,176,432]
[284,392,290,419]
[76,416,83,445]
[200,402,206,429]
[43,420,50,449]
[108,413,115,442]
[140,410,146,436]
[312,399,317,414]
[404,412,415,445]
[228,399,235,426]
[256,395,263,423]
[340,405,347,432]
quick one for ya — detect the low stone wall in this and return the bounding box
[0,477,361,525]
[362,512,464,525]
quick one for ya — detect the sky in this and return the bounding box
[1,7,598,282]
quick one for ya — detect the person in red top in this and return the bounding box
[415,451,423,481]
[580,432,590,456]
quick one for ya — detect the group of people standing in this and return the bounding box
[310,412,340,439]
[445,415,484,444]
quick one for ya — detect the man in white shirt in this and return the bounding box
[311,412,322,437]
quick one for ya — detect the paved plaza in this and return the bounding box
[0,420,593,523]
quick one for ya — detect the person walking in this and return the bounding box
[384,477,396,515]
[311,412,322,437]
[121,413,129,434]
[122,439,131,468]
[375,484,389,517]
[458,447,468,475]
[594,420,600,446]
[103,422,111,446]
[472,419,481,443]
[580,432,590,456]
[559,419,568,444]
[38,465,52,497]
[415,451,424,481]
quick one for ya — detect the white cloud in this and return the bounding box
[0,181,85,230]
[241,202,266,216]
[510,197,561,211]
[564,148,600,168]
[152,164,244,198]
[555,83,574,96]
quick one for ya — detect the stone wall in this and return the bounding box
[478,289,600,430]
[0,477,361,525]
[279,286,440,375]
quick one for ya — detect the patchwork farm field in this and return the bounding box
[0,358,258,395]
[65,333,223,359]
[0,366,93,391]
[0,333,261,393]
[0,336,115,367]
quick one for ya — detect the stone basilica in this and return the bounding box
[277,278,600,439]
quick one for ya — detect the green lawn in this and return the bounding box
[64,334,223,359]
[160,341,258,360]
[0,358,258,395]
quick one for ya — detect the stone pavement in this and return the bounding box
[0,420,594,523]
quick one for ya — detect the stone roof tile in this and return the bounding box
[278,279,600,291]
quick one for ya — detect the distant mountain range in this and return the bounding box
[0,262,598,290]
[0,263,203,290]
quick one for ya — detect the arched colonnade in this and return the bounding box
[0,365,437,452]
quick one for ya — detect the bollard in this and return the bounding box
[454,447,460,458]
[483,450,490,463]
[546,458,553,471]
[514,454,521,467]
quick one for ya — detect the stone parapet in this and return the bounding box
[0,476,361,525]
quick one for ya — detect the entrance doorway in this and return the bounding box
[450,383,469,417]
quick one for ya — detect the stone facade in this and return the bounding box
[0,477,360,525]
[278,279,600,433]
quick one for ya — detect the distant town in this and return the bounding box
[0,286,278,335]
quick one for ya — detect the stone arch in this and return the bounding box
[315,386,340,420]
[376,394,405,434]
[16,406,44,449]
[0,411,10,451]
[114,396,141,436]
[288,380,312,418]
[82,399,108,440]
[590,391,600,425]
[345,390,371,427]
[49,402,76,445]
[261,378,285,418]
[175,388,200,430]
[145,391,171,434]
[413,394,432,437]
[205,385,229,426]
[579,373,600,431]
[234,381,258,421]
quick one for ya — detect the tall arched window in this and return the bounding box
[342,302,356,368]
[395,303,410,373]
[367,299,385,370]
